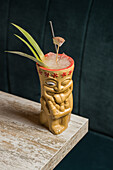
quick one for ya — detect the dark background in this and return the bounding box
[1,0,113,169]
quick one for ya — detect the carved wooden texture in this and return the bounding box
[0,91,88,170]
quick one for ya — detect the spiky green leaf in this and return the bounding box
[5,51,48,67]
[14,34,41,62]
[11,23,45,61]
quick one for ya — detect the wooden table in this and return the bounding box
[0,91,88,170]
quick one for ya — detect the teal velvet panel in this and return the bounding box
[0,0,10,92]
[55,131,113,170]
[44,0,92,114]
[79,0,113,137]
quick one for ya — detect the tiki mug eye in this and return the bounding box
[46,81,56,86]
[61,79,71,86]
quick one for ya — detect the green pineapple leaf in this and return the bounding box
[14,34,41,62]
[5,51,48,67]
[11,23,45,61]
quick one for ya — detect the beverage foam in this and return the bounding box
[43,52,71,69]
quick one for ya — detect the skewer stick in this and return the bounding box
[49,21,57,52]
[56,45,59,62]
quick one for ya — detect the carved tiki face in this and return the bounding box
[36,54,74,134]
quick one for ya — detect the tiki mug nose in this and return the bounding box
[54,82,63,92]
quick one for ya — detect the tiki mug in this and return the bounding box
[36,54,74,135]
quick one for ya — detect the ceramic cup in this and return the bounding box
[36,53,74,134]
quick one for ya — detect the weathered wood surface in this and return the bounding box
[0,91,88,170]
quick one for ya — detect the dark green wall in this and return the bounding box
[80,0,113,137]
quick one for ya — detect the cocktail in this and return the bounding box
[6,23,74,134]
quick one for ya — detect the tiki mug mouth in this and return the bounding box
[36,53,74,134]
